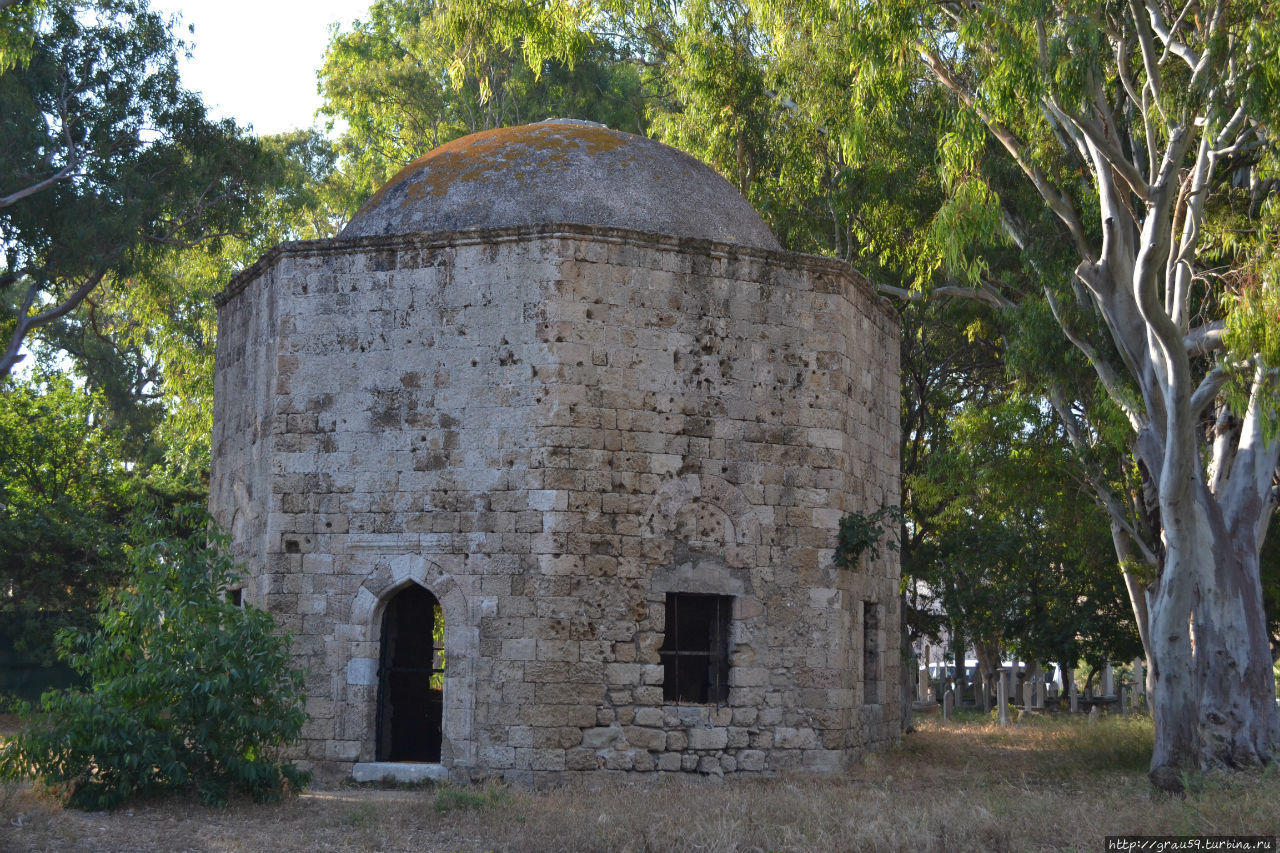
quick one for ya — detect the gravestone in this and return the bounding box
[997,669,1010,726]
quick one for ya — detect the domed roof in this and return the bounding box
[339,119,780,251]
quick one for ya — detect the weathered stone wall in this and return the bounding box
[211,261,280,589]
[211,224,900,782]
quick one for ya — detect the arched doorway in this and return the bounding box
[376,584,444,762]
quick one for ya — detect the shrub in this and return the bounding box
[0,509,310,809]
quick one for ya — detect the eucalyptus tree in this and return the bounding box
[0,0,42,71]
[747,0,1280,787]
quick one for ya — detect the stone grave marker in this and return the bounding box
[997,669,1010,726]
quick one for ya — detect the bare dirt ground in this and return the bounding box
[3,713,1278,852]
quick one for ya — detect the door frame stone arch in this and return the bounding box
[348,555,477,769]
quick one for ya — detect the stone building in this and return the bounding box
[210,119,900,783]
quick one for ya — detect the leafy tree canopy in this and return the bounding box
[0,0,283,379]
[0,509,310,809]
[0,375,136,665]
[319,0,648,209]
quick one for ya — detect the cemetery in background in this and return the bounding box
[912,647,1157,725]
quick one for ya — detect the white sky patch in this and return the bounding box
[148,0,371,137]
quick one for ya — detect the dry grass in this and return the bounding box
[3,713,1279,852]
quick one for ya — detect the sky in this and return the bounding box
[147,0,373,136]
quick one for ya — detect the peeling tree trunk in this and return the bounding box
[1195,527,1279,768]
[1144,388,1280,790]
[1145,478,1209,790]
[824,0,1280,791]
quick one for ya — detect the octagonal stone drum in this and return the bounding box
[211,119,901,783]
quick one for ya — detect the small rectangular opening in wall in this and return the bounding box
[863,600,881,705]
[659,593,731,704]
[227,588,243,607]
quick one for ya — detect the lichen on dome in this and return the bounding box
[339,119,781,251]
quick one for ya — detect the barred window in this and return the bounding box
[659,593,731,704]
[863,600,881,705]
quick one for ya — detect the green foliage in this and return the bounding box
[99,130,342,470]
[1223,275,1280,434]
[21,128,341,474]
[834,506,903,570]
[0,0,280,379]
[319,0,646,207]
[0,0,43,72]
[645,0,773,195]
[0,508,310,809]
[928,177,1007,287]
[0,375,135,666]
[906,392,1142,669]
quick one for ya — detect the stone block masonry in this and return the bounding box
[211,222,901,783]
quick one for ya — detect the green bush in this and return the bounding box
[0,509,310,809]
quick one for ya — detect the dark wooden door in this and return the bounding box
[376,584,444,761]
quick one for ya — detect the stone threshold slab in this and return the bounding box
[351,762,450,784]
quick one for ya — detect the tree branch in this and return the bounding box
[917,47,1097,263]
[1131,124,1196,382]
[1190,366,1228,418]
[1048,95,1151,202]
[0,270,107,380]
[875,281,1009,310]
[0,162,79,208]
[1044,284,1144,430]
[1127,0,1165,108]
[1169,133,1215,330]
[1219,366,1280,537]
[1183,322,1225,356]
[1143,0,1201,71]
[0,283,39,377]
